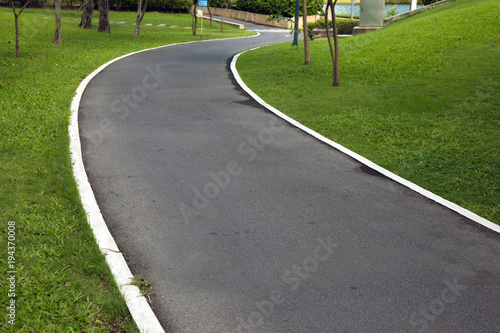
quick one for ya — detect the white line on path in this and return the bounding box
[230,49,500,235]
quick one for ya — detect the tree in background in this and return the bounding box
[79,0,94,28]
[9,0,30,57]
[134,0,149,36]
[187,0,198,36]
[53,0,62,43]
[98,0,110,32]
[207,0,213,26]
[324,0,339,86]
[219,0,236,32]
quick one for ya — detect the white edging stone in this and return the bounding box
[69,33,259,333]
[69,56,165,333]
[231,50,500,235]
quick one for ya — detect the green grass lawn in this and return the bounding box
[0,8,253,331]
[237,0,499,224]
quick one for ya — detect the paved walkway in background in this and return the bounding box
[78,19,500,332]
[100,17,293,33]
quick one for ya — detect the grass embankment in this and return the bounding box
[0,9,253,331]
[237,0,499,224]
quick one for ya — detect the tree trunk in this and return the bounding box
[292,0,299,48]
[134,0,142,37]
[185,3,197,36]
[79,0,94,28]
[98,0,110,33]
[315,0,324,15]
[207,0,212,26]
[325,0,339,86]
[53,0,62,43]
[9,0,30,57]
[220,3,223,32]
[302,0,310,64]
[134,0,149,37]
[14,14,20,57]
[192,5,198,36]
[331,2,339,86]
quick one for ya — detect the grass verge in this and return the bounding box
[237,0,499,224]
[0,8,253,331]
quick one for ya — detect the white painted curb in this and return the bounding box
[230,49,500,235]
[68,34,259,333]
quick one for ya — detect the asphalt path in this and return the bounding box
[79,19,500,333]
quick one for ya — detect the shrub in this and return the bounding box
[109,0,191,11]
[210,0,321,17]
[336,14,360,19]
[4,0,51,8]
[385,5,398,17]
[307,18,359,38]
[421,0,439,4]
[337,19,359,34]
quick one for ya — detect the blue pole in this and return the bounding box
[292,0,299,46]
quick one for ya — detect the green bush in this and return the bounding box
[210,0,321,17]
[109,0,192,11]
[3,0,320,14]
[421,0,439,4]
[336,14,360,19]
[4,0,52,8]
[307,18,359,38]
[385,0,427,3]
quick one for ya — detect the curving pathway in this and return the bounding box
[78,19,500,332]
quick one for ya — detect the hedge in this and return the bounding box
[2,0,193,11]
[209,0,322,17]
[110,0,192,12]
[307,18,359,38]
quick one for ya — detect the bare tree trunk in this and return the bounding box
[134,0,149,37]
[9,0,30,57]
[79,0,94,28]
[134,0,142,36]
[14,14,20,57]
[331,2,339,86]
[315,0,324,15]
[191,5,198,36]
[185,3,197,36]
[207,1,213,27]
[325,0,339,86]
[221,4,231,32]
[53,0,62,43]
[98,0,110,33]
[324,1,333,71]
[220,2,223,32]
[302,0,310,64]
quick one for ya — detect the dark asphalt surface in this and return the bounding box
[79,19,500,333]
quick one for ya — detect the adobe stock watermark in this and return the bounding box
[6,221,17,326]
[236,236,339,332]
[402,276,469,333]
[178,118,285,224]
[83,64,164,147]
